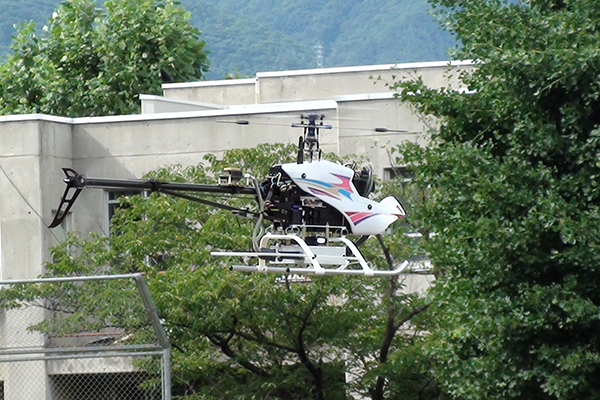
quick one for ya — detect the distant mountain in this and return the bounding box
[0,0,455,80]
[0,0,61,56]
[180,0,315,79]
[203,0,455,68]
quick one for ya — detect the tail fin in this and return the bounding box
[48,168,83,228]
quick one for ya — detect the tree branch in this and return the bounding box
[376,234,396,271]
[207,333,271,378]
[233,327,297,353]
[295,293,324,400]
[393,303,429,332]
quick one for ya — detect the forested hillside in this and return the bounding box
[181,1,315,78]
[204,0,455,68]
[0,0,59,55]
[0,0,454,79]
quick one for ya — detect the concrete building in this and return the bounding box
[0,60,472,399]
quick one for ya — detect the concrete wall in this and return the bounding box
[140,94,224,114]
[47,357,135,375]
[256,61,471,104]
[0,117,73,400]
[162,61,473,106]
[0,118,73,280]
[162,78,257,106]
[335,94,428,176]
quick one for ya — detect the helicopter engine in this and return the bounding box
[260,164,347,234]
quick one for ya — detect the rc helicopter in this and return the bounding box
[49,114,408,276]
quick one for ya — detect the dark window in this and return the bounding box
[50,372,159,400]
[383,166,413,182]
[107,190,142,221]
[106,190,143,235]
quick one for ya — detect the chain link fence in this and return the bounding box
[0,274,170,400]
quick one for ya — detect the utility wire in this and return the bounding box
[0,164,60,242]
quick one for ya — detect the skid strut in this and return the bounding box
[211,233,411,277]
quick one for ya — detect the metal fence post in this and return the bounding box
[133,274,171,400]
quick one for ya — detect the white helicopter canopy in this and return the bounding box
[281,160,405,236]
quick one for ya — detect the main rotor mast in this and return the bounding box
[292,113,332,164]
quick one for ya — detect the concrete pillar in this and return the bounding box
[0,117,73,400]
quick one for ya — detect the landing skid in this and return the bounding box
[210,233,411,277]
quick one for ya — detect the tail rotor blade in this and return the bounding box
[48,169,83,228]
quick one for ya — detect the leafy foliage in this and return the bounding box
[389,0,600,398]
[0,0,208,117]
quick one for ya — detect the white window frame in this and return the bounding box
[383,166,413,183]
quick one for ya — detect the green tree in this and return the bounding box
[1,144,435,399]
[390,0,600,398]
[0,0,208,117]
